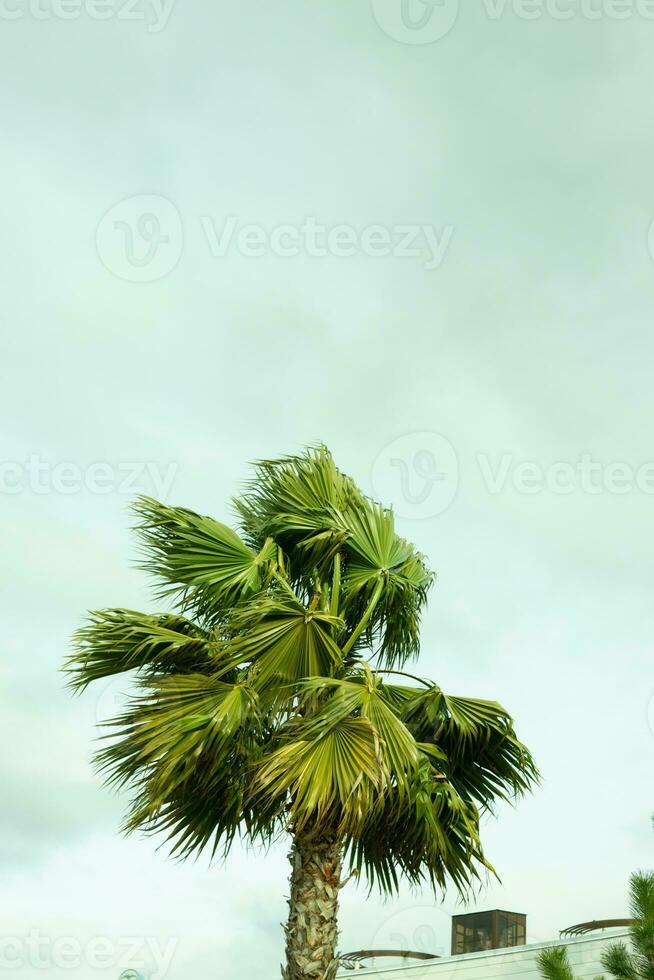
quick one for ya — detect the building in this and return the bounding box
[451,910,527,955]
[338,926,630,978]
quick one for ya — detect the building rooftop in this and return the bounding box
[337,926,630,978]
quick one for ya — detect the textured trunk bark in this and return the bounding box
[282,831,343,980]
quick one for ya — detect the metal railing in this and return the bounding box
[340,950,440,970]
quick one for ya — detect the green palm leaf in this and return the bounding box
[537,947,577,980]
[133,497,276,620]
[66,609,212,690]
[97,673,259,790]
[340,503,432,666]
[600,871,654,980]
[256,714,384,833]
[234,446,355,581]
[297,670,419,795]
[225,596,344,685]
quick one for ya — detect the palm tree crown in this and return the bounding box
[66,446,538,963]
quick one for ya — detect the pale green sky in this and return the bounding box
[2,1,654,977]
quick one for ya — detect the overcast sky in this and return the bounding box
[2,1,654,978]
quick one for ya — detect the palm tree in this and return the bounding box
[66,446,538,980]
[602,872,654,980]
[537,871,654,980]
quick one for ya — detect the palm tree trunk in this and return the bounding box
[283,831,342,980]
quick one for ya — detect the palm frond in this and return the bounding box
[537,947,577,980]
[602,942,639,980]
[225,595,344,685]
[403,687,539,809]
[66,609,212,690]
[297,670,419,795]
[132,497,276,621]
[96,672,269,859]
[233,446,355,580]
[256,714,384,834]
[630,872,654,922]
[344,754,489,897]
[626,872,654,979]
[340,502,433,667]
[97,673,259,789]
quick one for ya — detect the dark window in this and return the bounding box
[451,911,526,955]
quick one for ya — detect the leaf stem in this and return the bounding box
[341,578,383,657]
[330,553,341,620]
[272,569,299,601]
[375,669,433,689]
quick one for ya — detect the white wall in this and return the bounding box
[338,929,630,980]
